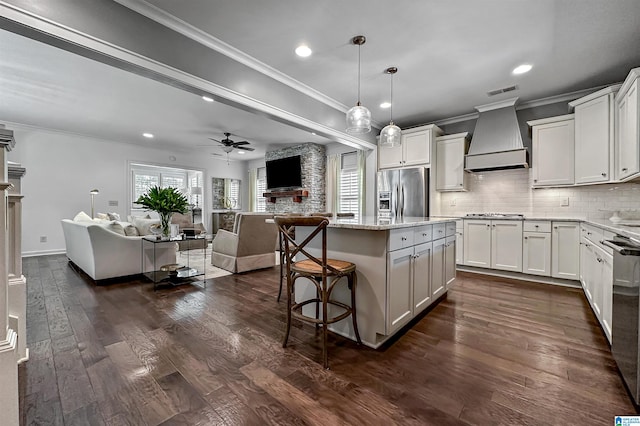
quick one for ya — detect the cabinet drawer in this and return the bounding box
[388,228,415,251]
[445,222,456,236]
[523,221,550,233]
[414,225,432,244]
[432,223,446,240]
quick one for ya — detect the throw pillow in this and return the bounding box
[107,212,121,221]
[73,211,93,222]
[132,216,160,235]
[123,224,139,236]
[96,212,109,220]
[107,221,126,236]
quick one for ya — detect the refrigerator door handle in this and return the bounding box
[400,185,405,217]
[394,184,399,217]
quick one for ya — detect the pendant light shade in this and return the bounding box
[346,36,371,134]
[379,67,402,148]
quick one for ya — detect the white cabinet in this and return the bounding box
[528,115,575,187]
[445,236,456,288]
[378,124,442,169]
[601,250,613,341]
[386,247,414,334]
[523,232,551,276]
[616,68,640,180]
[463,219,522,272]
[570,86,619,185]
[455,220,464,265]
[436,132,470,191]
[491,220,523,272]
[551,222,580,280]
[463,220,491,268]
[413,242,433,314]
[431,238,446,299]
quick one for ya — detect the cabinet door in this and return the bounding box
[582,241,595,302]
[491,220,523,272]
[532,119,575,186]
[386,247,414,334]
[574,95,612,184]
[591,245,606,320]
[522,232,551,276]
[601,251,613,343]
[431,238,446,299]
[403,131,430,166]
[378,144,403,169]
[617,79,639,180]
[444,236,456,288]
[455,230,464,265]
[551,222,580,280]
[413,242,432,314]
[463,220,491,268]
[436,138,465,191]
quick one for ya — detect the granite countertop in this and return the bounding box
[327,216,455,231]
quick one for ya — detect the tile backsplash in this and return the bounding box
[439,169,640,220]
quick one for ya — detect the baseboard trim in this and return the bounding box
[22,249,66,258]
[456,265,581,288]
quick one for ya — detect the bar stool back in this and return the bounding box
[274,215,361,369]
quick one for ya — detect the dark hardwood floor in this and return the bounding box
[19,254,637,425]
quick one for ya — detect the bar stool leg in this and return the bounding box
[322,284,329,369]
[277,234,284,302]
[349,272,362,345]
[282,277,292,348]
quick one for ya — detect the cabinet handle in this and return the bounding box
[597,257,603,263]
[524,236,528,240]
[587,232,592,236]
[534,179,538,183]
[415,254,420,258]
[554,226,558,229]
[602,172,607,177]
[459,183,463,186]
[535,225,539,228]
[623,168,628,172]
[401,236,407,241]
[423,233,428,237]
[492,224,496,228]
[486,224,490,228]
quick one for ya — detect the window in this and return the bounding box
[338,152,360,219]
[256,167,267,212]
[130,163,202,210]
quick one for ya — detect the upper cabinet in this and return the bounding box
[616,67,640,181]
[436,132,470,192]
[378,124,443,170]
[528,114,575,187]
[569,84,620,184]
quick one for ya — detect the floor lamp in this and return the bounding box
[90,189,99,219]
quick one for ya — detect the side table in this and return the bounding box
[142,235,208,290]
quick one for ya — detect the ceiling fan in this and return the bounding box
[209,132,255,153]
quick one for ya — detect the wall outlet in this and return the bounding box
[40,236,47,243]
[108,200,118,206]
[450,198,457,207]
[561,197,569,206]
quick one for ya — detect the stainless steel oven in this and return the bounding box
[603,235,640,405]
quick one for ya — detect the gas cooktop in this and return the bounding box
[465,213,525,219]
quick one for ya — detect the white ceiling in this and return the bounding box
[1,0,640,159]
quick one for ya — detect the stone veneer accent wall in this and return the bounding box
[265,143,325,214]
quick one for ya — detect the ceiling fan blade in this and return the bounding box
[233,140,250,146]
[236,146,255,151]
[208,138,223,143]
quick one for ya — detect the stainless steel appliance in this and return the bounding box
[376,167,428,218]
[603,235,640,405]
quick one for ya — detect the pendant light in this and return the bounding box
[346,35,371,134]
[379,67,402,147]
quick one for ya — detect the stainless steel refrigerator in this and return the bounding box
[376,167,429,218]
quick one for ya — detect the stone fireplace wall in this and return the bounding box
[265,143,325,214]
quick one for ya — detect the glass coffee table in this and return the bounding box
[141,235,208,290]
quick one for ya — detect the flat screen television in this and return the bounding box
[265,155,302,190]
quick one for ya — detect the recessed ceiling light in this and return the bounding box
[380,102,391,109]
[237,151,246,155]
[295,45,312,57]
[513,64,532,75]
[202,95,214,102]
[311,132,316,136]
[142,133,154,138]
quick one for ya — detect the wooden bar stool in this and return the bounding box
[275,215,361,369]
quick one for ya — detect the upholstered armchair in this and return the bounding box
[211,212,278,273]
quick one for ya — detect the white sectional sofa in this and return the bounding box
[61,219,176,282]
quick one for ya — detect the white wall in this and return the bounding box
[439,168,640,220]
[7,124,247,256]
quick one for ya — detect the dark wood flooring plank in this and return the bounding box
[63,401,106,426]
[52,346,97,415]
[156,371,225,425]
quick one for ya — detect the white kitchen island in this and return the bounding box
[292,216,457,348]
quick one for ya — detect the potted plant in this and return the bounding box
[135,186,189,237]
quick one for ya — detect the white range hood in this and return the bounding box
[464,98,529,172]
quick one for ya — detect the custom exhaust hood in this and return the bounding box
[464,98,529,172]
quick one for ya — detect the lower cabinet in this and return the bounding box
[445,236,456,288]
[455,221,464,265]
[413,242,433,314]
[523,231,551,276]
[387,247,414,334]
[551,222,580,280]
[463,219,522,272]
[432,238,446,299]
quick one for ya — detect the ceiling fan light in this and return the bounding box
[346,104,372,134]
[379,122,402,147]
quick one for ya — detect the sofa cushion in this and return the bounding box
[73,211,94,222]
[131,216,160,235]
[107,212,121,221]
[96,212,109,220]
[123,223,139,236]
[107,221,126,236]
